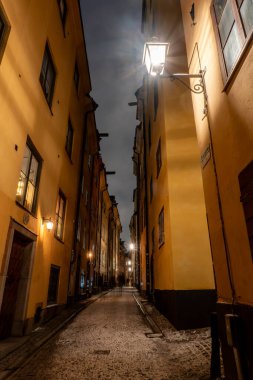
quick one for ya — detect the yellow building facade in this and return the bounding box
[179,1,253,378]
[0,0,94,337]
[136,0,216,329]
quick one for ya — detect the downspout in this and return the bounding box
[141,81,151,297]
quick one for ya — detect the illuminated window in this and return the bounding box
[39,43,56,106]
[55,191,66,240]
[0,5,10,63]
[16,138,42,214]
[156,139,162,177]
[58,0,67,26]
[212,0,253,79]
[65,119,73,158]
[158,207,164,247]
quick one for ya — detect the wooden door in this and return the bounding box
[0,231,29,338]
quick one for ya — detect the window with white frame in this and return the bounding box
[212,0,253,79]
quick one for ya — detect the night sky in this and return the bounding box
[80,1,145,243]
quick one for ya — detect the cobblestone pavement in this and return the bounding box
[7,288,215,380]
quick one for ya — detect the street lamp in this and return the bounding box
[143,39,207,103]
[143,40,169,76]
[129,243,135,251]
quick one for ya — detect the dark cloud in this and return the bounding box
[81,0,144,242]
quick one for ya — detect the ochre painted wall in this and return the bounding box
[180,0,253,306]
[0,0,91,323]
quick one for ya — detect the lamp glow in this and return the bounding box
[143,41,169,76]
[129,243,135,250]
[42,217,54,231]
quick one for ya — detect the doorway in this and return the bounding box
[0,222,36,338]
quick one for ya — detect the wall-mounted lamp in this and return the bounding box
[42,217,54,231]
[143,39,207,114]
[88,252,93,261]
[143,39,170,77]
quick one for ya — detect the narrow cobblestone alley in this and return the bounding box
[9,289,212,380]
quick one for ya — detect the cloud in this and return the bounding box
[81,0,143,241]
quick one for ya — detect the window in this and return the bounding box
[0,5,10,63]
[0,12,4,42]
[58,0,67,26]
[156,139,162,177]
[55,191,66,240]
[158,207,165,246]
[47,265,60,305]
[16,138,42,214]
[39,43,56,106]
[212,0,253,79]
[151,227,155,254]
[239,160,253,260]
[74,62,79,91]
[77,216,81,241]
[150,176,153,202]
[65,119,73,158]
[148,119,151,149]
[88,154,92,170]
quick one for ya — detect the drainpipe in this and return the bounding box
[141,83,151,297]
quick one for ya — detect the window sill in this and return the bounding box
[158,241,165,249]
[65,151,73,164]
[15,201,37,218]
[54,235,64,244]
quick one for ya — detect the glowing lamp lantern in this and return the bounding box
[143,41,169,76]
[42,217,54,231]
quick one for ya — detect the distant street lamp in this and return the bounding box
[129,243,135,251]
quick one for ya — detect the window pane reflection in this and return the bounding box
[240,0,253,35]
[223,23,242,73]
